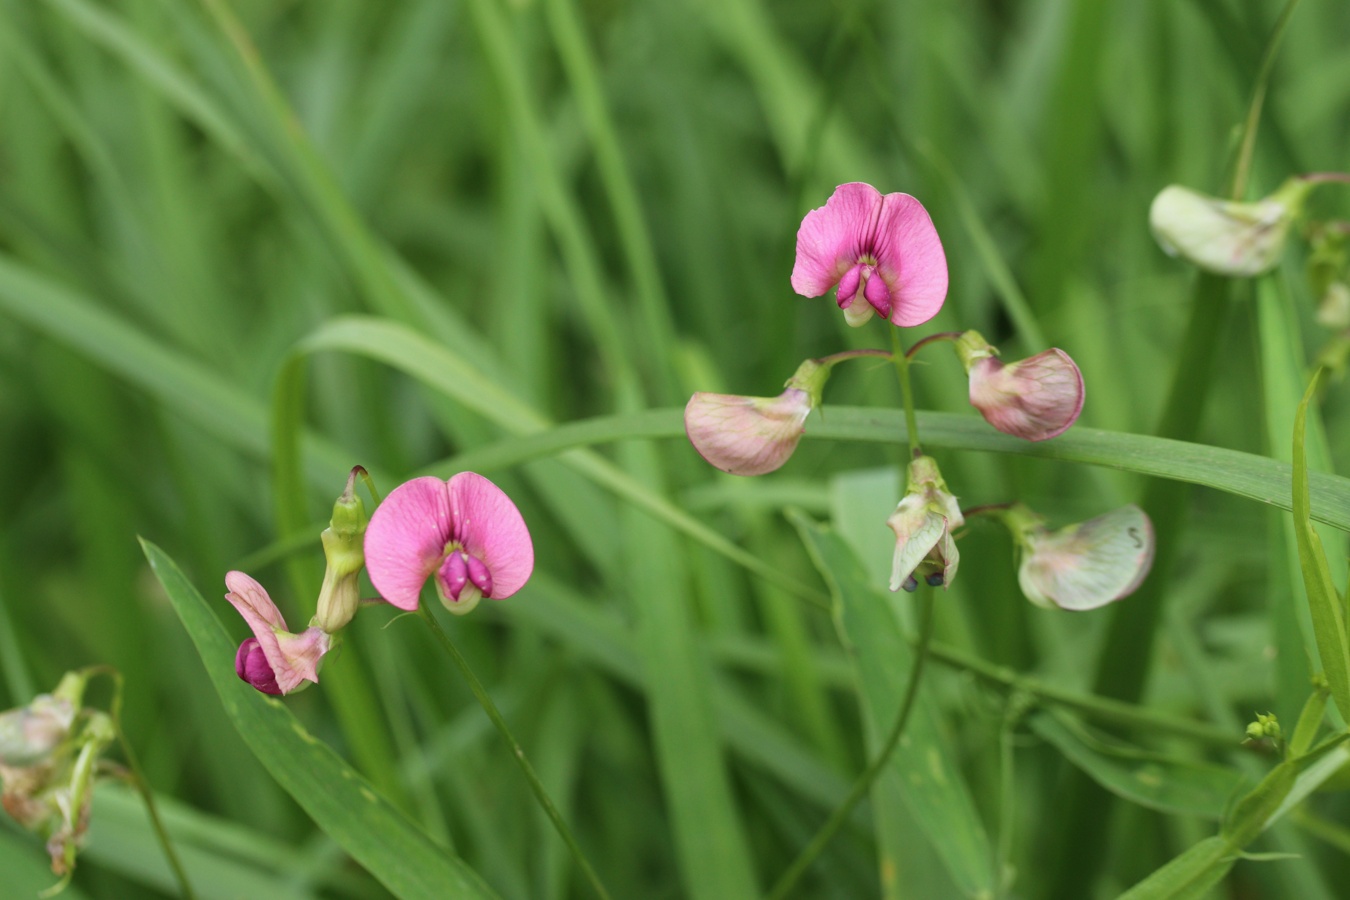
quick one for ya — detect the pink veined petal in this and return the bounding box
[869,192,949,327]
[364,476,455,610]
[970,350,1085,441]
[1019,506,1155,611]
[791,183,884,297]
[271,627,331,694]
[446,472,534,600]
[225,571,286,631]
[684,389,810,475]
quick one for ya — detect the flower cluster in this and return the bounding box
[683,180,1147,608]
[0,672,115,879]
[227,468,533,696]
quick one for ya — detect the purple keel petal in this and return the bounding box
[446,472,534,600]
[791,183,883,297]
[870,192,948,327]
[364,476,455,610]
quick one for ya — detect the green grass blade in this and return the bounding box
[140,539,500,900]
[792,511,997,897]
[1292,371,1350,721]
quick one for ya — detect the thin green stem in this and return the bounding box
[889,329,921,457]
[416,606,613,900]
[1229,0,1302,200]
[766,591,936,900]
[814,347,894,368]
[924,641,1241,748]
[97,669,196,900]
[1301,172,1350,186]
[352,464,382,506]
[905,331,964,361]
[960,503,1015,521]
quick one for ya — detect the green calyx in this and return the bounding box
[954,330,998,373]
[785,358,830,409]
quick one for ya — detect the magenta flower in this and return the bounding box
[791,182,948,328]
[364,473,534,615]
[224,572,331,695]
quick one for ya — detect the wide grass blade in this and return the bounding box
[140,539,499,900]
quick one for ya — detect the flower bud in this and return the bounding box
[1245,712,1281,741]
[313,468,368,633]
[1010,504,1154,611]
[887,456,963,591]
[956,331,1084,441]
[1149,178,1313,277]
[684,360,827,476]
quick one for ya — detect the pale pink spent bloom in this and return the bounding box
[887,456,964,592]
[364,473,534,615]
[792,182,948,328]
[0,693,76,768]
[956,330,1084,441]
[224,572,331,695]
[1148,179,1313,277]
[1014,504,1155,611]
[685,389,811,476]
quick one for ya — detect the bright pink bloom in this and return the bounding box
[969,350,1084,441]
[364,473,534,615]
[791,182,948,328]
[224,572,331,695]
[684,388,811,476]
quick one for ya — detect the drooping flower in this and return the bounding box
[956,331,1084,441]
[792,182,948,328]
[364,473,534,615]
[225,572,331,695]
[1008,504,1154,611]
[887,456,964,592]
[685,358,830,476]
[1149,178,1313,277]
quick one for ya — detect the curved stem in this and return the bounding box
[960,502,1015,520]
[814,348,894,368]
[97,669,196,900]
[905,331,964,361]
[352,464,382,506]
[1229,0,1302,199]
[417,606,613,900]
[889,330,922,457]
[766,591,937,900]
[1301,172,1350,186]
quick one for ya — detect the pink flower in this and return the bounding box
[224,572,331,695]
[791,182,948,328]
[1014,505,1155,611]
[685,388,811,476]
[363,473,534,615]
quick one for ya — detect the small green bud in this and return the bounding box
[1245,712,1281,741]
[313,468,369,633]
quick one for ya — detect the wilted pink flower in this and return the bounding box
[1014,504,1154,611]
[969,354,1083,444]
[685,389,811,476]
[225,572,331,695]
[364,473,534,615]
[887,456,964,591]
[792,182,948,328]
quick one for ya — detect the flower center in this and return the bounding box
[434,544,494,615]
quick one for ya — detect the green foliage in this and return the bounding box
[0,0,1349,897]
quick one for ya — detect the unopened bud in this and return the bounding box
[313,468,368,633]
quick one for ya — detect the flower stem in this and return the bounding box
[904,331,964,361]
[1301,172,1350,186]
[890,329,922,457]
[814,347,894,368]
[960,502,1015,520]
[766,590,936,900]
[1229,0,1302,200]
[97,669,196,900]
[417,606,613,900]
[352,464,382,505]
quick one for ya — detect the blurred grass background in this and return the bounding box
[1,0,1349,897]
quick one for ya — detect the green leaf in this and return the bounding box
[1117,835,1233,900]
[1292,371,1350,722]
[139,539,499,900]
[790,510,997,898]
[1028,712,1244,819]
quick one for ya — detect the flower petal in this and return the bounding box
[235,638,281,695]
[969,350,1084,441]
[224,571,287,631]
[684,389,811,476]
[887,498,945,592]
[791,183,883,297]
[270,627,331,694]
[1148,185,1292,277]
[447,472,534,600]
[870,192,949,327]
[364,476,454,610]
[1018,505,1155,611]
